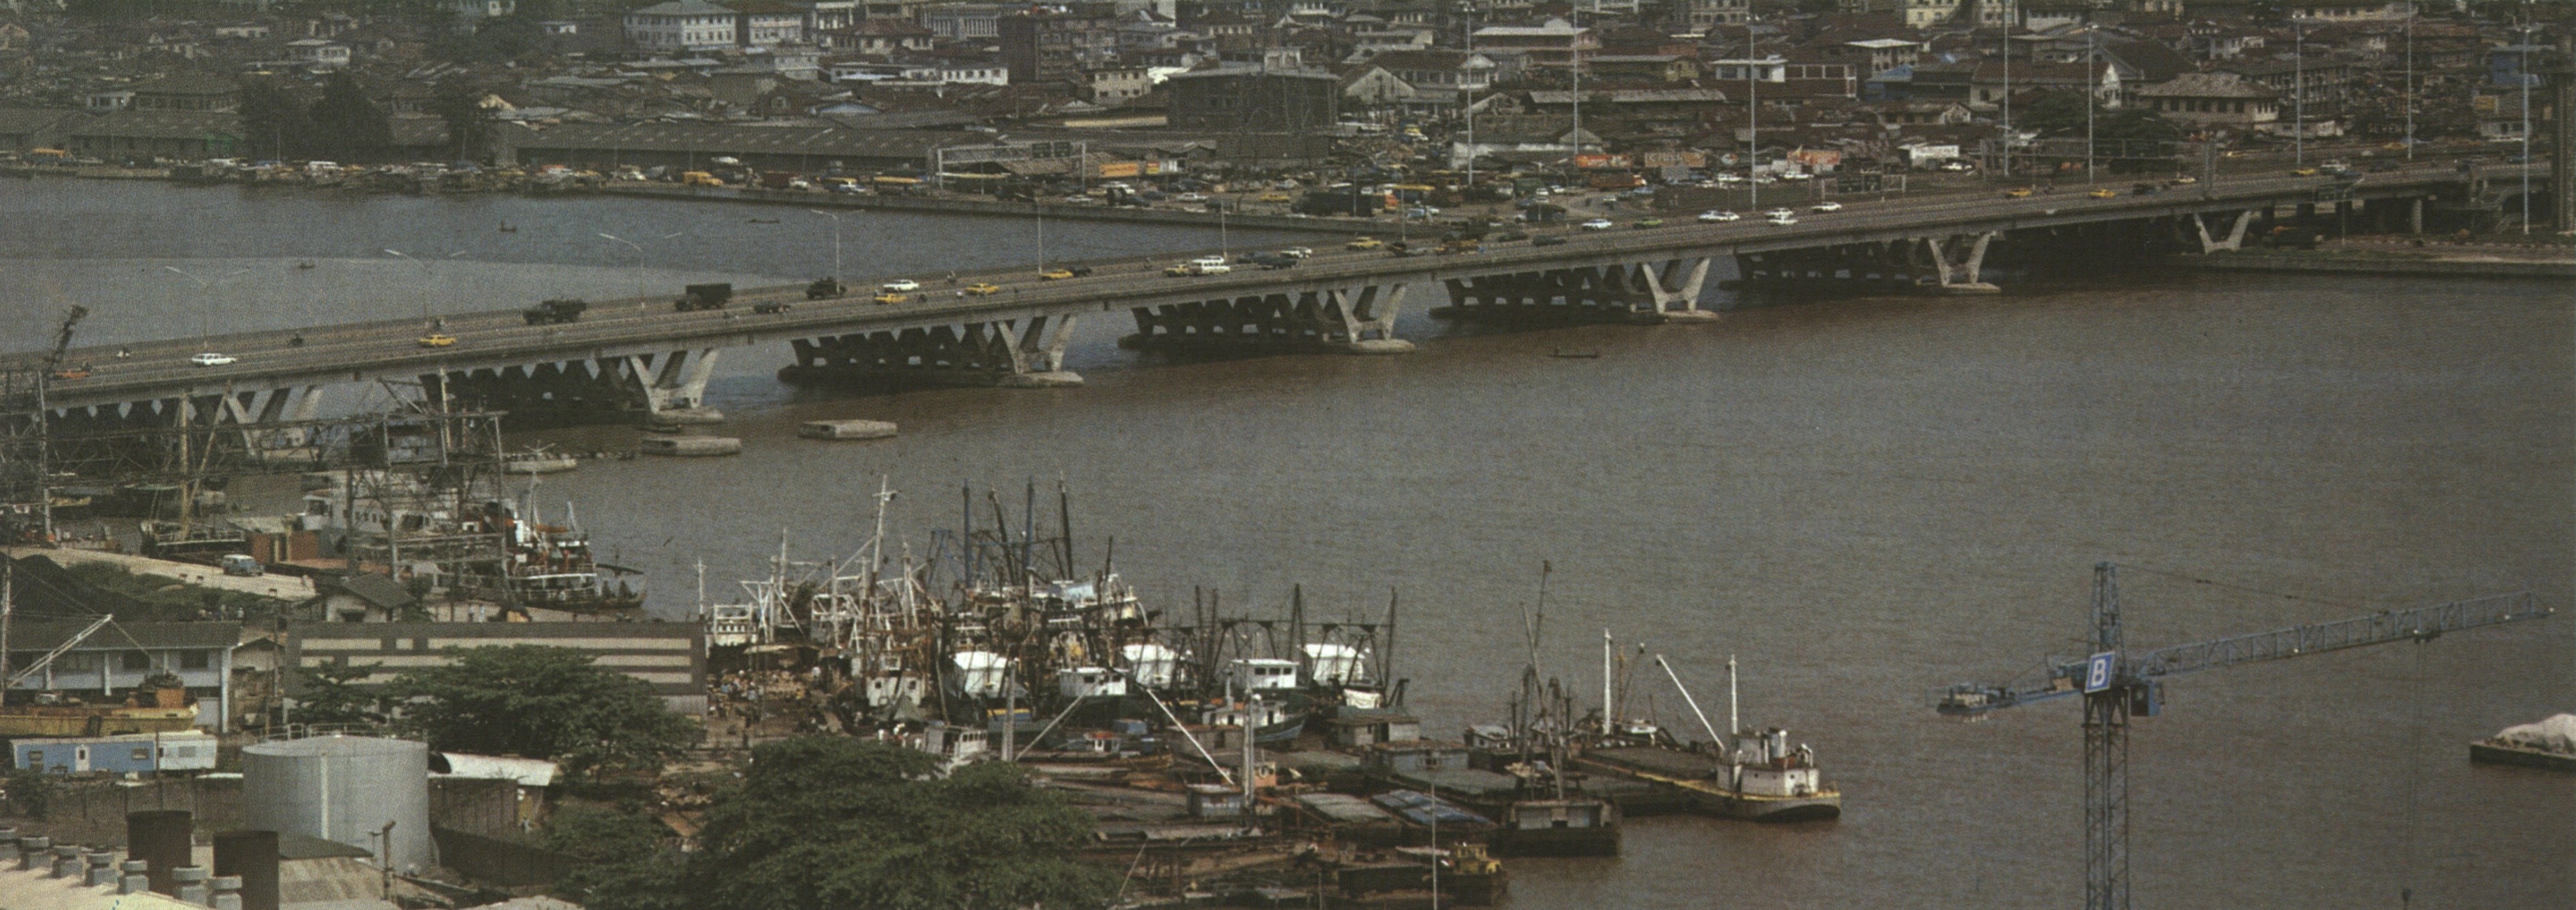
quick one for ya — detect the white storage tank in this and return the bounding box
[241,735,435,872]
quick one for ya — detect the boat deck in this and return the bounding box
[1583,746,1723,781]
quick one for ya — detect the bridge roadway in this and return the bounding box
[10,165,2533,414]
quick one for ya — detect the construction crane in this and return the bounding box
[1934,563,2554,910]
[39,305,87,378]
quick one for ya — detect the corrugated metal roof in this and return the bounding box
[507,121,959,158]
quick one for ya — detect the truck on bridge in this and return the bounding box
[675,283,733,312]
[522,299,588,325]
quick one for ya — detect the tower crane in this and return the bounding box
[1934,563,2554,910]
[40,306,87,379]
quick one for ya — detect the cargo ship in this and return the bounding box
[2469,714,2576,772]
[1572,655,1840,822]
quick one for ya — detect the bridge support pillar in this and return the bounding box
[1436,259,1719,325]
[2190,210,2256,252]
[1635,257,1719,322]
[1124,284,1415,353]
[2410,196,2425,235]
[627,348,723,422]
[782,315,1084,389]
[1922,233,2001,294]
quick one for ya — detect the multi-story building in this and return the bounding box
[1083,66,1153,103]
[625,0,740,53]
[2134,72,2278,131]
[997,7,1119,86]
[1164,60,1340,131]
[920,2,1016,39]
[733,0,809,46]
[1470,18,1593,70]
[1678,0,1748,33]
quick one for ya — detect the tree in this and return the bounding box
[292,662,386,728]
[383,646,698,778]
[237,79,314,161]
[430,79,494,163]
[689,738,1117,910]
[306,73,392,163]
[2012,90,2181,174]
[541,804,692,910]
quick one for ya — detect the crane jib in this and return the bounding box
[1936,592,2551,715]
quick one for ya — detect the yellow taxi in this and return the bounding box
[1259,192,1293,203]
[963,282,1002,295]
[2291,167,2319,176]
[1347,237,1384,250]
[2087,188,2117,199]
[417,333,456,348]
[872,292,907,305]
[1038,269,1075,280]
[2003,187,2033,198]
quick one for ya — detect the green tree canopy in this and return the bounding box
[540,803,691,910]
[291,661,386,728]
[238,79,315,161]
[689,737,1116,910]
[306,73,393,163]
[383,645,697,777]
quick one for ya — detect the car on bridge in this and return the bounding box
[2087,188,2117,199]
[964,283,1002,295]
[880,280,920,292]
[1580,218,1616,231]
[1347,238,1384,250]
[1811,201,1844,213]
[418,333,457,348]
[1260,192,1293,203]
[50,366,90,380]
[873,292,908,305]
[1698,210,1740,222]
[1039,269,1075,280]
[1766,212,1799,226]
[2004,187,2034,198]
[1532,235,1567,247]
[189,353,237,367]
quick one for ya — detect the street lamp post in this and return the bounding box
[2294,20,2306,168]
[382,247,465,330]
[2520,26,2533,235]
[2404,3,2415,163]
[1747,14,1760,210]
[596,233,646,301]
[807,209,843,279]
[2085,24,2098,184]
[163,265,252,346]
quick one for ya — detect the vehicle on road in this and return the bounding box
[753,301,792,314]
[2291,167,2319,176]
[1579,217,1616,231]
[2087,188,2117,199]
[524,298,587,325]
[1281,247,1314,259]
[1764,208,1796,219]
[1259,192,1293,203]
[2004,187,2034,198]
[1250,252,1300,269]
[1766,212,1799,226]
[418,333,457,348]
[1633,217,1665,229]
[675,283,733,311]
[1811,201,1844,212]
[873,292,908,304]
[1347,237,1384,250]
[1488,229,1529,243]
[963,282,1002,295]
[220,554,263,577]
[1531,234,1567,247]
[50,366,90,380]
[1698,210,1740,222]
[1167,257,1233,276]
[1939,161,1975,172]
[807,278,847,299]
[1039,269,1076,280]
[189,353,237,367]
[1175,192,1208,203]
[880,279,920,292]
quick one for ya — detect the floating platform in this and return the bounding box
[639,435,742,456]
[799,419,899,441]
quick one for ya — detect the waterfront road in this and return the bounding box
[8,165,2542,411]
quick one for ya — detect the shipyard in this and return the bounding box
[0,0,2572,907]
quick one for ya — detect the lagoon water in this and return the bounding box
[5,177,2569,908]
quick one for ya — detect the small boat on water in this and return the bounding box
[503,447,580,474]
[498,222,518,233]
[747,217,782,224]
[1549,349,1600,359]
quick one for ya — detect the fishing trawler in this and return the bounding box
[1573,655,1840,822]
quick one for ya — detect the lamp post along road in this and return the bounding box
[807,209,843,279]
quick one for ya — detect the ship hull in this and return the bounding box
[2469,741,2576,773]
[1694,792,1842,822]
[1488,824,1621,857]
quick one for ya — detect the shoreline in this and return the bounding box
[2169,250,2575,280]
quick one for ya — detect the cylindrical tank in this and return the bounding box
[240,736,433,872]
[125,810,192,895]
[213,829,281,910]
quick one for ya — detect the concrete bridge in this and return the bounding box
[6,165,2549,430]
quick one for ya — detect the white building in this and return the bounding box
[625,0,739,54]
[285,38,351,69]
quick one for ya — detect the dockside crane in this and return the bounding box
[1935,563,2554,910]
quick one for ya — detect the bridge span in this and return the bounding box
[6,165,2548,428]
